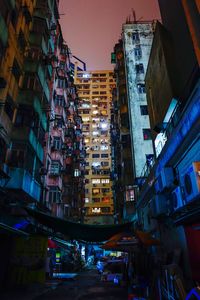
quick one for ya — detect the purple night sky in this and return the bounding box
[59,0,160,70]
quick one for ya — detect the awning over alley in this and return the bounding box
[101,231,160,251]
[26,208,133,242]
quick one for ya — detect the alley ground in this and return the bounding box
[34,268,128,300]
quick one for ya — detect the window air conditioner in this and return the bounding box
[150,194,168,218]
[181,162,200,203]
[155,167,174,193]
[171,186,184,211]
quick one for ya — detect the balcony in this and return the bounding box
[47,176,62,190]
[29,32,48,54]
[6,167,41,201]
[24,61,50,102]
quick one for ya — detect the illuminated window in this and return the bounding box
[92,118,100,122]
[92,179,100,184]
[101,179,110,184]
[92,131,99,136]
[82,73,90,78]
[93,110,99,115]
[84,198,89,203]
[82,117,90,122]
[92,188,100,195]
[82,102,90,108]
[84,138,90,143]
[101,110,107,115]
[102,197,110,203]
[101,145,109,151]
[74,169,80,177]
[92,207,101,213]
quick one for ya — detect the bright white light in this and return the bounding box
[83,74,90,78]
[92,131,99,136]
[92,207,101,213]
[101,145,109,150]
[101,123,107,129]
[93,110,99,115]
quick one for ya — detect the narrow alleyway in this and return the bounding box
[34,269,128,300]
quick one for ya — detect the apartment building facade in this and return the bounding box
[122,22,154,183]
[0,0,85,288]
[135,0,200,292]
[74,68,115,224]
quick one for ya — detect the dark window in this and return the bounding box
[140,105,148,115]
[4,94,15,121]
[101,161,109,167]
[143,129,152,140]
[57,79,64,88]
[102,188,110,193]
[12,59,21,83]
[15,104,34,127]
[101,207,110,213]
[50,161,60,174]
[134,47,142,58]
[102,169,110,175]
[83,110,90,114]
[92,198,100,203]
[132,32,139,42]
[49,187,61,203]
[23,75,41,92]
[146,154,154,166]
[135,64,144,74]
[84,170,89,175]
[92,154,100,158]
[85,162,89,166]
[8,149,24,168]
[55,95,64,107]
[101,154,108,158]
[53,137,62,150]
[11,8,18,28]
[18,30,26,51]
[138,84,146,94]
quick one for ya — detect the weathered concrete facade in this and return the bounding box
[122,22,154,181]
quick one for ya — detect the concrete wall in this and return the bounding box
[123,23,154,179]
